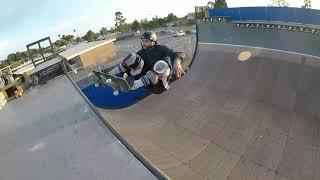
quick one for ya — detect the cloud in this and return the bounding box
[0,39,16,60]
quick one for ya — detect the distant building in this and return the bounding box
[59,39,117,69]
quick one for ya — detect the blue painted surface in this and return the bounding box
[209,7,320,25]
[82,85,150,109]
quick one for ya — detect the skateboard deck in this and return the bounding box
[92,71,130,96]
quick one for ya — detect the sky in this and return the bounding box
[0,0,319,60]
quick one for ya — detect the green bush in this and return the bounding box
[185,30,191,34]
[10,61,22,69]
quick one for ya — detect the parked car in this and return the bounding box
[166,30,175,34]
[174,30,186,37]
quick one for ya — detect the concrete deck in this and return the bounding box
[0,76,157,180]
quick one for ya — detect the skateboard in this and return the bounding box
[92,71,130,96]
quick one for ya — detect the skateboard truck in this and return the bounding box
[94,77,120,96]
[113,90,119,96]
[105,78,120,96]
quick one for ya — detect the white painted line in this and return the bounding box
[198,42,320,59]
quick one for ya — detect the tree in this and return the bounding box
[95,32,101,38]
[212,0,228,8]
[61,35,74,43]
[100,27,108,36]
[184,12,196,25]
[83,30,97,42]
[207,1,215,8]
[55,39,68,47]
[14,52,23,61]
[149,16,166,27]
[52,45,60,53]
[131,19,141,31]
[14,52,28,61]
[140,18,149,30]
[166,13,178,22]
[75,37,84,43]
[7,53,16,64]
[185,12,195,19]
[27,49,38,59]
[148,18,158,29]
[109,27,117,33]
[115,11,127,33]
[272,0,289,7]
[302,0,312,9]
[21,52,29,62]
[156,18,166,26]
[3,51,28,65]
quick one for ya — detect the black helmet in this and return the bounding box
[141,31,157,42]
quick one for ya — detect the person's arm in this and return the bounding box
[160,45,176,65]
[161,45,185,78]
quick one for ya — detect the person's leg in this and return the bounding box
[130,60,171,90]
[108,63,126,75]
[105,52,141,76]
[130,72,154,90]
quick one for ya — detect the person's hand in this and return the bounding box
[174,59,185,78]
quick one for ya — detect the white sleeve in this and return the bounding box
[108,64,125,75]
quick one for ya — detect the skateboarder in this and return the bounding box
[105,31,185,92]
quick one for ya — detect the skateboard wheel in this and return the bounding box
[113,90,119,96]
[106,78,112,83]
[95,83,100,87]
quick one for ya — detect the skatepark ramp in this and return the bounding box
[2,20,318,180]
[0,74,160,180]
[92,22,320,180]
